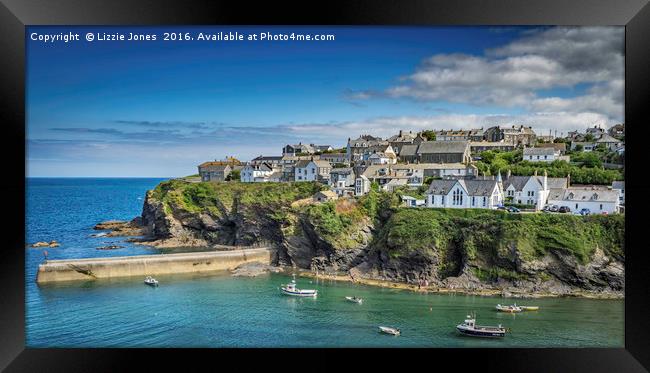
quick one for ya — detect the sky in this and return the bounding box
[26,26,624,177]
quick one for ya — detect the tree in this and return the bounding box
[421,130,436,141]
[584,133,595,142]
[227,169,241,181]
[574,144,584,152]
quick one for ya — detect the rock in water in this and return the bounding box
[230,262,283,277]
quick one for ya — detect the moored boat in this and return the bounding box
[144,276,159,287]
[281,274,317,297]
[345,296,363,304]
[496,304,522,313]
[379,326,400,336]
[456,314,507,338]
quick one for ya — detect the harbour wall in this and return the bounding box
[36,247,271,283]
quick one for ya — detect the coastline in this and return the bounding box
[293,268,624,300]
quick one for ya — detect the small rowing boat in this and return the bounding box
[281,274,317,297]
[520,306,539,311]
[345,296,363,304]
[496,304,522,313]
[379,326,400,336]
[144,276,159,287]
[457,313,507,338]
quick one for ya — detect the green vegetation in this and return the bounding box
[303,199,369,250]
[226,169,241,181]
[473,149,623,184]
[420,130,436,141]
[376,208,624,264]
[150,179,325,217]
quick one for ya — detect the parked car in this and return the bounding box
[507,206,520,213]
[550,205,559,212]
[578,208,591,216]
[558,206,571,213]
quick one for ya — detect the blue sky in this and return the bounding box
[27,26,624,177]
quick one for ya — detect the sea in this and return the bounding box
[25,178,624,348]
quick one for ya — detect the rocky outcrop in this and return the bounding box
[30,240,60,248]
[111,181,625,298]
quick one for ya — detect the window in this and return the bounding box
[442,195,445,205]
[483,197,486,206]
[472,196,475,206]
[600,204,603,210]
[575,203,578,209]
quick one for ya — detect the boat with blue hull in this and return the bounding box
[457,314,507,338]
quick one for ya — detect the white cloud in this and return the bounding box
[353,27,624,123]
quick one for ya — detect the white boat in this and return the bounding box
[281,275,317,297]
[496,303,522,313]
[520,306,540,311]
[345,296,363,304]
[144,276,159,287]
[379,326,400,336]
[457,313,507,338]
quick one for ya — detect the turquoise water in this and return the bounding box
[26,178,624,348]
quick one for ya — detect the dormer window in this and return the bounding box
[568,193,574,200]
[592,193,599,200]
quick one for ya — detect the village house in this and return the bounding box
[250,155,283,167]
[329,167,356,196]
[392,163,477,179]
[502,170,568,210]
[425,178,503,209]
[484,125,537,146]
[586,125,606,137]
[294,158,332,182]
[346,135,389,162]
[311,144,334,153]
[198,162,232,182]
[595,134,624,151]
[546,186,621,214]
[319,152,348,165]
[435,128,484,142]
[570,141,597,152]
[522,147,563,163]
[282,143,315,156]
[536,142,567,154]
[240,162,276,183]
[401,195,426,207]
[612,181,624,205]
[355,175,370,196]
[367,151,397,165]
[416,141,472,164]
[608,123,625,139]
[313,190,338,202]
[387,130,418,154]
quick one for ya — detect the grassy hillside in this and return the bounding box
[376,208,624,264]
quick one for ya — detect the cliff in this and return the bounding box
[134,179,625,297]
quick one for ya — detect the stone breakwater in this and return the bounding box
[36,247,271,283]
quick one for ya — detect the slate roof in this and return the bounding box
[330,167,353,175]
[596,134,621,143]
[252,155,283,161]
[427,179,498,196]
[548,187,619,203]
[612,181,624,190]
[393,163,470,170]
[399,144,419,157]
[199,164,231,172]
[503,176,530,191]
[416,141,470,154]
[426,179,459,195]
[523,147,557,156]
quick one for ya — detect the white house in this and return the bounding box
[401,195,426,207]
[612,181,624,205]
[294,159,332,182]
[595,134,623,151]
[425,178,503,209]
[355,175,371,196]
[502,170,568,210]
[571,142,596,152]
[367,151,397,165]
[240,163,274,183]
[523,147,560,163]
[547,187,621,214]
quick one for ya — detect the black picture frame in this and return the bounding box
[2,0,649,371]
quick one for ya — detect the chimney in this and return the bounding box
[567,173,571,187]
[534,169,538,177]
[506,169,511,179]
[543,169,548,190]
[399,130,403,136]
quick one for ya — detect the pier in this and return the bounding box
[36,247,271,283]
